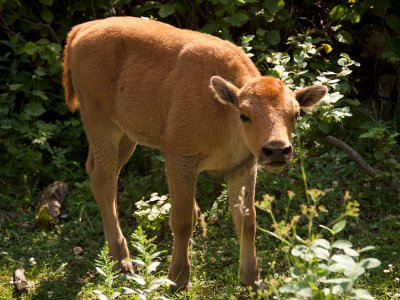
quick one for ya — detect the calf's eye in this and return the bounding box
[240,113,251,122]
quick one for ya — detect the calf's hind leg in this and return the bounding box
[85,122,136,272]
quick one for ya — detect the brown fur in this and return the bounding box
[62,16,327,290]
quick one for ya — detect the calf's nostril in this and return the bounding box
[262,147,274,157]
[283,146,292,155]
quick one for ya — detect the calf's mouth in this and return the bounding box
[263,160,289,174]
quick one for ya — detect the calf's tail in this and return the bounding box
[62,25,81,112]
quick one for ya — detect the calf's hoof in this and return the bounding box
[169,280,191,293]
[241,274,265,292]
[245,279,266,291]
[112,259,134,273]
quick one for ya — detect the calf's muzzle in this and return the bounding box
[260,141,292,173]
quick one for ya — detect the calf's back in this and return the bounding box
[64,17,259,163]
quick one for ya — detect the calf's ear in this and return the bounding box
[295,85,327,111]
[210,76,239,106]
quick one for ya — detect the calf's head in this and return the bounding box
[210,76,327,174]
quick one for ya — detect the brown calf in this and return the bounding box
[63,17,327,290]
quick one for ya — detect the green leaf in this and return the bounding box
[266,30,281,45]
[297,287,312,297]
[150,251,164,260]
[95,267,107,277]
[201,22,218,34]
[359,258,381,269]
[344,247,360,257]
[331,254,355,265]
[386,15,400,34]
[318,121,330,134]
[110,291,121,300]
[264,0,285,14]
[332,240,352,249]
[359,246,376,253]
[47,42,62,54]
[256,28,266,37]
[8,83,23,91]
[0,106,9,116]
[121,287,136,294]
[315,247,330,260]
[338,57,348,66]
[131,259,145,266]
[226,11,250,27]
[319,224,334,235]
[129,274,146,285]
[280,283,297,293]
[313,239,330,249]
[330,5,347,20]
[349,10,361,23]
[41,9,53,23]
[335,30,353,44]
[374,150,385,161]
[148,261,160,273]
[24,102,45,117]
[350,289,374,300]
[345,99,360,106]
[32,90,48,100]
[159,3,176,18]
[332,220,346,234]
[322,278,352,284]
[23,42,38,55]
[35,66,46,77]
[340,52,351,60]
[97,294,108,300]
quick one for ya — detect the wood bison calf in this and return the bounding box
[62,16,327,290]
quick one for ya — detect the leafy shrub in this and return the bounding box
[92,227,173,299]
[255,187,380,299]
[134,193,171,232]
[359,120,400,180]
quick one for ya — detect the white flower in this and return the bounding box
[29,257,36,266]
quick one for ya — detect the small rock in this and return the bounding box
[73,246,83,256]
[14,268,28,291]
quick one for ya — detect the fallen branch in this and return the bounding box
[325,135,400,193]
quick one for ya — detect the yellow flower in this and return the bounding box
[287,190,295,200]
[321,43,333,54]
[318,205,328,213]
[345,200,360,217]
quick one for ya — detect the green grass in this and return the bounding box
[1,142,399,299]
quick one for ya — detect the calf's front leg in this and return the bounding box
[227,158,261,289]
[165,158,198,291]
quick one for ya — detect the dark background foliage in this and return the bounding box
[0,0,399,220]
